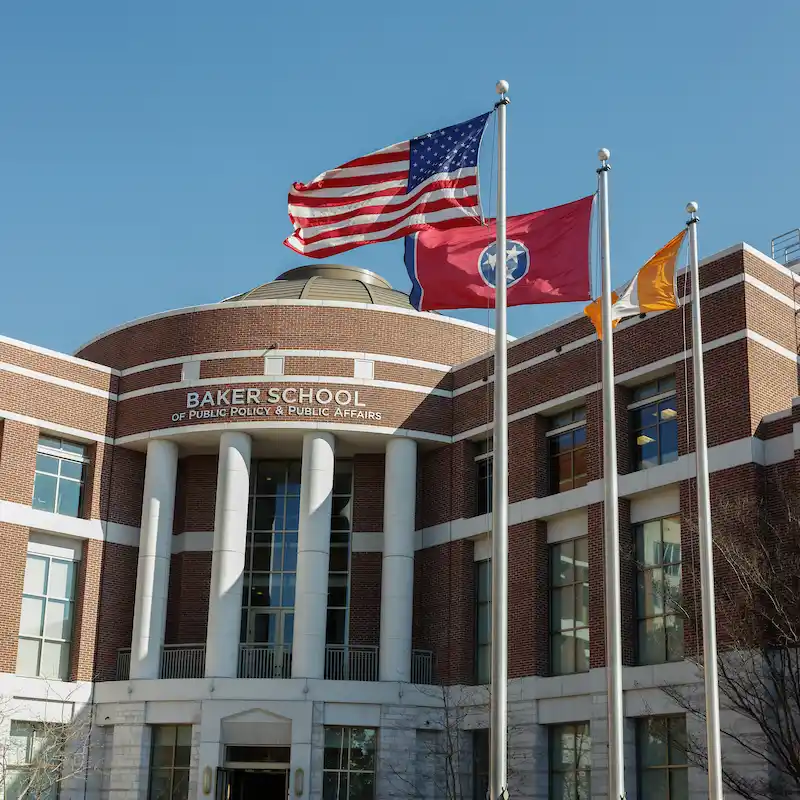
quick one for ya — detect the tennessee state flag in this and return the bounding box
[404,195,594,311]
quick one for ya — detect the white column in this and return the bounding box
[130,439,179,680]
[204,431,252,678]
[379,437,417,682]
[292,431,336,679]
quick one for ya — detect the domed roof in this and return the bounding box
[223,264,415,310]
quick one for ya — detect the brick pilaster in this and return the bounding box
[0,523,29,673]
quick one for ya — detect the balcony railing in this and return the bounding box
[324,645,379,681]
[238,644,292,679]
[411,649,434,685]
[115,644,434,683]
[115,643,205,681]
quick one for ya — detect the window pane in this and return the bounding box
[328,543,348,572]
[574,584,589,626]
[44,599,72,640]
[283,613,294,644]
[576,770,591,800]
[32,474,58,512]
[658,397,678,424]
[39,640,69,679]
[551,727,574,768]
[281,573,296,607]
[176,725,192,748]
[633,403,659,428]
[322,773,343,800]
[60,459,84,480]
[333,464,353,495]
[662,518,681,561]
[552,632,575,675]
[633,382,659,402]
[38,436,62,451]
[284,497,300,531]
[35,454,60,475]
[149,769,173,800]
[640,719,668,766]
[669,768,689,800]
[171,769,190,800]
[572,447,587,484]
[57,479,82,517]
[326,609,346,645]
[60,440,86,457]
[552,586,575,631]
[574,538,589,582]
[283,533,298,571]
[552,542,574,586]
[660,418,679,464]
[16,638,41,676]
[253,497,277,531]
[639,617,665,665]
[249,574,271,606]
[638,568,664,617]
[666,615,684,660]
[640,769,668,800]
[48,559,75,599]
[255,462,286,495]
[639,521,663,566]
[19,597,45,637]
[575,629,590,673]
[251,543,274,572]
[349,728,376,770]
[349,771,374,799]
[477,645,491,684]
[153,726,177,748]
[637,433,659,469]
[477,602,492,645]
[23,556,48,595]
[324,727,345,769]
[328,574,347,607]
[669,718,688,765]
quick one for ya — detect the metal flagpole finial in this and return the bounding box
[495,80,510,106]
[597,148,611,173]
[686,201,699,223]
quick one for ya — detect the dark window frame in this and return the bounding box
[549,538,590,675]
[549,722,591,800]
[322,726,377,800]
[148,725,191,800]
[636,716,689,800]
[630,376,678,471]
[475,559,491,684]
[474,438,493,515]
[546,408,588,494]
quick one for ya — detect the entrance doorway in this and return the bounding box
[227,768,288,799]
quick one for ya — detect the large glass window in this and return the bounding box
[327,461,353,645]
[630,376,678,470]
[241,460,353,659]
[17,554,76,680]
[472,729,489,800]
[475,560,491,684]
[5,721,58,800]
[323,727,376,800]
[547,408,587,493]
[32,437,88,518]
[241,461,301,658]
[550,723,591,800]
[148,726,191,800]
[550,538,589,675]
[475,438,493,515]
[637,716,688,800]
[637,517,683,665]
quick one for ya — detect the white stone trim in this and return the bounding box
[74,298,501,355]
[120,349,453,377]
[117,373,450,402]
[0,409,112,444]
[28,531,84,561]
[0,334,117,375]
[629,486,680,523]
[352,531,383,553]
[546,509,588,544]
[114,420,450,447]
[0,362,117,400]
[171,530,215,553]
[0,500,138,546]
[765,433,794,465]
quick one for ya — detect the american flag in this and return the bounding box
[284,112,492,258]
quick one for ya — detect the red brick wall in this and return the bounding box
[173,455,218,533]
[71,539,102,681]
[0,524,28,673]
[92,542,139,681]
[508,520,549,678]
[164,552,212,645]
[0,420,38,504]
[417,440,476,529]
[413,539,475,685]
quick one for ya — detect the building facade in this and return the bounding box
[0,246,798,800]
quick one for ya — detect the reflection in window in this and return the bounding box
[550,723,591,800]
[472,729,489,800]
[547,408,587,493]
[327,461,353,645]
[630,376,678,470]
[550,538,590,675]
[637,716,688,800]
[148,725,191,800]
[636,517,683,665]
[17,553,76,680]
[5,721,58,800]
[32,437,88,518]
[323,727,376,800]
[475,438,493,515]
[475,560,491,684]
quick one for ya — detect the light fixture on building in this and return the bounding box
[202,766,213,795]
[294,767,304,796]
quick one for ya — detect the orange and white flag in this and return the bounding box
[584,230,686,339]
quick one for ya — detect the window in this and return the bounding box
[630,376,678,470]
[550,538,589,675]
[637,717,688,800]
[472,729,489,800]
[550,723,591,800]
[637,517,683,665]
[327,461,353,645]
[32,437,88,518]
[547,408,587,493]
[242,461,301,659]
[148,726,191,800]
[475,438,493,515]
[17,554,76,680]
[5,721,58,800]
[323,727,376,800]
[475,560,491,684]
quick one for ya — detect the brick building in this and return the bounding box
[0,246,797,800]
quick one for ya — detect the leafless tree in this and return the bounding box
[0,685,102,800]
[658,478,800,800]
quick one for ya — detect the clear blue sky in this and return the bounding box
[2,0,798,354]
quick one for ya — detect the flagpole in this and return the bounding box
[597,148,626,800]
[686,202,723,800]
[490,78,510,800]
